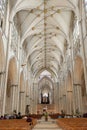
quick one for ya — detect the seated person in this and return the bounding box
[4,114,9,119]
[22,115,27,119]
[26,115,33,126]
[16,112,22,119]
[13,110,17,119]
[83,113,87,118]
[0,115,4,120]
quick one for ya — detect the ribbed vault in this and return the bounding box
[10,0,79,78]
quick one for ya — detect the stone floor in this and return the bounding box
[32,116,62,130]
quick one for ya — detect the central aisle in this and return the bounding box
[32,116,62,130]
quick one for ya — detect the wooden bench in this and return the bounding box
[31,114,42,119]
[49,113,65,119]
[57,118,87,130]
[0,119,37,130]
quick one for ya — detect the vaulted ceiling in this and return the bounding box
[10,0,79,79]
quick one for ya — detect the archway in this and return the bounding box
[38,70,54,105]
[40,84,50,105]
[5,57,18,114]
[37,70,55,113]
[73,56,86,114]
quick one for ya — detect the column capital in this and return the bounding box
[73,83,81,86]
[60,97,62,99]
[0,71,5,75]
[20,91,25,93]
[67,90,72,92]
[26,95,29,97]
[9,20,13,24]
[11,84,18,87]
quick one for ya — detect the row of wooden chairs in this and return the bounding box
[57,118,87,130]
[30,114,42,119]
[0,119,37,130]
[49,114,59,119]
[49,113,65,119]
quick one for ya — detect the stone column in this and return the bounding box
[58,86,61,113]
[2,21,12,115]
[58,83,63,113]
[25,95,30,115]
[15,85,19,113]
[11,84,18,113]
[32,85,34,113]
[26,95,29,106]
[54,83,59,112]
[62,79,67,114]
[59,97,63,113]
[33,90,36,114]
[57,85,60,113]
[33,83,38,114]
[78,2,87,93]
[35,89,38,114]
[0,71,5,115]
[29,85,33,114]
[62,94,67,114]
[49,92,51,104]
[66,91,73,115]
[58,97,61,113]
[54,84,56,109]
[38,89,41,104]
[52,88,54,104]
[19,91,25,115]
[0,72,5,90]
[56,87,58,112]
[28,84,31,114]
[73,83,83,114]
[56,84,59,112]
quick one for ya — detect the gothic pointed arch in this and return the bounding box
[5,57,18,114]
[74,55,86,114]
